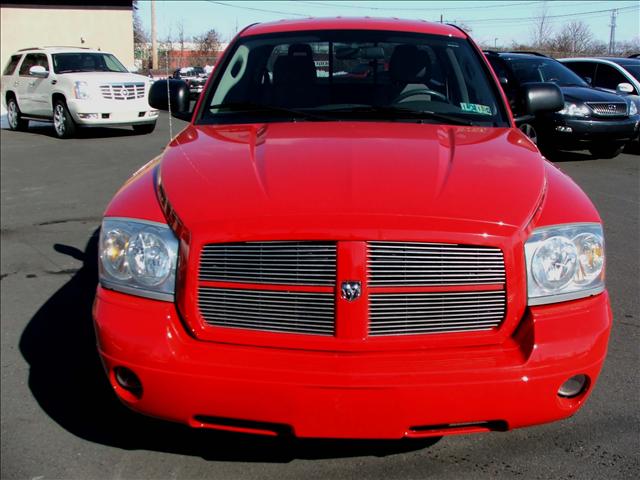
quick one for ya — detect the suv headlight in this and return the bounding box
[558,101,590,117]
[73,81,91,100]
[525,223,605,305]
[629,100,638,116]
[99,218,178,301]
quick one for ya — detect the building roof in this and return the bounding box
[242,17,467,38]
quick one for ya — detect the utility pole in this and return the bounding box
[151,0,158,69]
[608,9,617,55]
[494,38,498,49]
[440,14,443,24]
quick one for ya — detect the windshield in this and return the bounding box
[52,53,128,74]
[198,30,508,126]
[507,57,588,87]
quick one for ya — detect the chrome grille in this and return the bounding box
[100,83,145,100]
[199,241,336,285]
[368,242,505,286]
[198,287,335,335]
[586,102,627,117]
[369,290,506,336]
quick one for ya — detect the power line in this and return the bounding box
[455,4,638,24]
[295,0,543,11]
[206,1,308,17]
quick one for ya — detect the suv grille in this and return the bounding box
[586,102,627,117]
[100,83,146,100]
[367,241,505,286]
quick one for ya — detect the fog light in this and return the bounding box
[555,126,573,133]
[558,374,588,398]
[114,366,142,397]
[78,113,99,119]
[149,110,159,117]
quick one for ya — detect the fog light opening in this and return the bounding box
[114,367,142,398]
[558,374,588,398]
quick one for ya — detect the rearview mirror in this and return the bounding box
[616,82,634,94]
[149,79,190,118]
[29,65,48,78]
[521,82,564,114]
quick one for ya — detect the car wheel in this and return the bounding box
[588,144,624,159]
[6,97,29,131]
[52,100,77,139]
[132,123,156,134]
[519,123,538,144]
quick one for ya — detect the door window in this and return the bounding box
[564,62,596,84]
[594,64,628,91]
[18,53,49,76]
[3,54,23,75]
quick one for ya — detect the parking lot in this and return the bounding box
[1,115,638,479]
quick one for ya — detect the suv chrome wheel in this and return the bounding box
[7,100,18,129]
[53,104,66,136]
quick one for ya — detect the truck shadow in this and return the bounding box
[3,124,138,139]
[19,230,439,462]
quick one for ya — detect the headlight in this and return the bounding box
[525,223,605,305]
[99,218,178,301]
[629,101,638,116]
[73,81,91,100]
[558,101,590,117]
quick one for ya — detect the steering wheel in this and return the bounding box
[393,88,448,103]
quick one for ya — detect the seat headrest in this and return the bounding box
[272,44,317,85]
[389,44,428,83]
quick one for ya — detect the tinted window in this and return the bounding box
[506,57,587,87]
[3,54,23,75]
[563,61,596,83]
[51,53,127,73]
[201,30,508,127]
[18,53,49,76]
[594,64,631,91]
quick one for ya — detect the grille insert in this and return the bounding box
[368,242,505,286]
[586,102,627,117]
[198,287,335,335]
[369,290,506,336]
[100,83,146,100]
[199,241,336,285]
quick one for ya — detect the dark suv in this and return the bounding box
[485,51,639,158]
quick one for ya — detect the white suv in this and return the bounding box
[1,47,158,138]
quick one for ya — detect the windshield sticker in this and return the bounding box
[460,103,492,115]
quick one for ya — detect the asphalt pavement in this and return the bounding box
[1,115,638,479]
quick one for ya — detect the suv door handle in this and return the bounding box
[13,81,19,87]
[28,81,36,87]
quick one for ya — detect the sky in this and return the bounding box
[137,0,640,48]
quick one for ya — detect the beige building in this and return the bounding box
[1,1,134,71]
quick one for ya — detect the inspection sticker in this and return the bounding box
[460,103,492,115]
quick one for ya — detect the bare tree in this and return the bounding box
[194,29,221,57]
[529,7,553,49]
[176,19,187,67]
[132,0,149,68]
[551,21,593,54]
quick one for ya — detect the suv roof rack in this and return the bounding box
[42,45,91,49]
[482,50,500,56]
[505,51,548,57]
[628,53,639,59]
[17,47,43,52]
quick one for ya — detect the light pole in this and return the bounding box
[494,38,498,49]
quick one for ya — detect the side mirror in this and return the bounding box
[616,82,634,94]
[149,79,190,117]
[29,65,48,78]
[499,77,509,86]
[521,82,564,114]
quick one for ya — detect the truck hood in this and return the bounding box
[159,122,545,240]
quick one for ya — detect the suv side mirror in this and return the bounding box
[149,79,190,118]
[616,82,634,94]
[521,82,564,114]
[29,65,48,78]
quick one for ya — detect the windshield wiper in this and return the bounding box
[210,102,331,121]
[318,105,475,126]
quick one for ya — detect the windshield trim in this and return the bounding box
[193,29,511,128]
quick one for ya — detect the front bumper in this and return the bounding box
[93,287,612,439]
[544,114,639,148]
[66,98,158,126]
